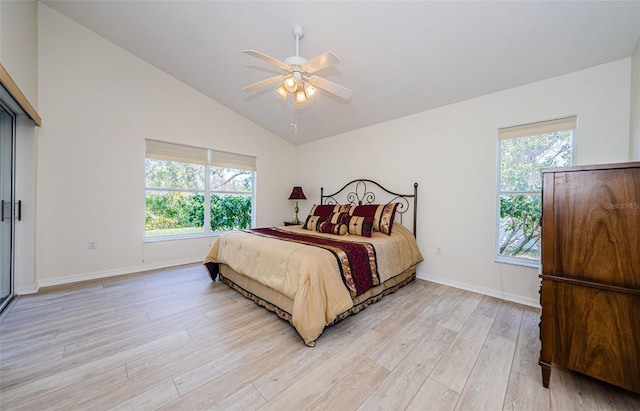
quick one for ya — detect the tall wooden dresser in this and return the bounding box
[539,162,640,393]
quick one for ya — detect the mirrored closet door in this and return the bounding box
[0,104,15,313]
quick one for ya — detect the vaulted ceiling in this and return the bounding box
[42,1,640,145]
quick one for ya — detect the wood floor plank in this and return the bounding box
[473,295,503,320]
[372,287,446,339]
[76,320,286,409]
[2,264,639,410]
[0,306,117,338]
[368,291,441,371]
[406,378,460,411]
[0,332,65,367]
[172,322,291,396]
[430,312,494,393]
[107,379,180,411]
[3,365,129,411]
[208,384,267,411]
[249,284,428,403]
[60,312,209,359]
[69,332,256,410]
[454,333,516,410]
[358,325,456,410]
[422,281,449,296]
[125,309,279,379]
[548,365,640,411]
[511,305,543,382]
[251,344,343,401]
[489,301,524,342]
[437,290,483,332]
[585,377,640,410]
[158,330,302,410]
[503,370,550,411]
[549,366,601,411]
[306,358,390,411]
[0,330,191,407]
[257,329,389,410]
[367,286,458,373]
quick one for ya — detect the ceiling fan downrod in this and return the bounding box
[292,25,304,57]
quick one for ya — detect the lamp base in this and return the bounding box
[292,201,301,224]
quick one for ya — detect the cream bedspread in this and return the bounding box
[204,223,423,345]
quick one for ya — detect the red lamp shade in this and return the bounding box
[288,186,307,200]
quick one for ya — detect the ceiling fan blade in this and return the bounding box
[303,51,341,74]
[243,75,286,92]
[243,50,291,72]
[308,76,353,100]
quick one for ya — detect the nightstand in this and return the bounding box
[283,221,301,226]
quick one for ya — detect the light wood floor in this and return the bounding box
[1,264,639,410]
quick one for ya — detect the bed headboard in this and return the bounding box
[321,179,418,237]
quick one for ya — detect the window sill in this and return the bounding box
[144,233,220,243]
[494,256,540,269]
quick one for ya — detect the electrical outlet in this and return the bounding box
[88,240,97,250]
[436,247,442,255]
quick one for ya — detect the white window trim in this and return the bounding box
[494,117,577,267]
[144,139,255,241]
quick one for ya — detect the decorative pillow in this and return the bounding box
[327,212,351,225]
[303,215,324,231]
[318,221,348,236]
[349,203,398,235]
[308,204,351,220]
[347,215,373,237]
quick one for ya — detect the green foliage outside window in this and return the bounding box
[145,191,202,232]
[145,158,253,238]
[499,194,541,257]
[145,193,251,236]
[498,131,573,261]
[210,194,252,230]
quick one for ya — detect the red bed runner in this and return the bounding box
[246,228,379,298]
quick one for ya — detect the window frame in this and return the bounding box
[495,117,576,267]
[144,140,256,241]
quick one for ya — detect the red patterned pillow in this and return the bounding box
[328,212,351,225]
[308,204,351,220]
[318,221,348,235]
[349,203,398,235]
[303,215,324,231]
[347,215,373,237]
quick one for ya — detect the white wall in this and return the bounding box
[0,0,39,294]
[35,4,296,286]
[297,59,632,306]
[631,38,640,161]
[1,0,38,104]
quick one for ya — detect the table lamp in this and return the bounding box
[288,186,307,224]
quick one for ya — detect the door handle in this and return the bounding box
[0,200,22,221]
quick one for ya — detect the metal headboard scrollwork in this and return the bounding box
[321,179,418,237]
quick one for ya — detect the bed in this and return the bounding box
[203,179,423,346]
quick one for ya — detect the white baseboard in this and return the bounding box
[16,284,39,295]
[416,270,540,308]
[21,261,540,309]
[35,257,204,290]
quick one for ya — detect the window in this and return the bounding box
[496,117,576,266]
[144,140,255,239]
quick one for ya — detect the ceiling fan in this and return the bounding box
[242,25,353,104]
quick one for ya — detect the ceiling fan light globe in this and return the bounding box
[304,83,317,99]
[283,76,298,92]
[275,85,289,99]
[295,91,307,104]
